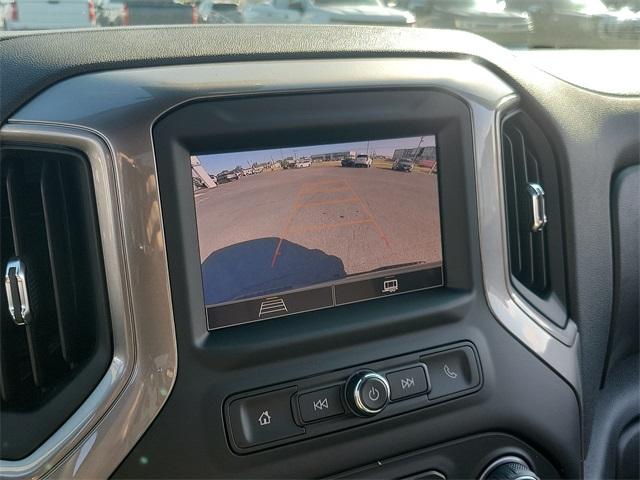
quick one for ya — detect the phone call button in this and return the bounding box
[421,346,480,399]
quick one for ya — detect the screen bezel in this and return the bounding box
[152,88,476,334]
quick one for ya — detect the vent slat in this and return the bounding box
[6,163,27,257]
[7,159,67,389]
[0,183,37,403]
[532,229,548,292]
[6,162,47,388]
[0,325,36,404]
[513,126,535,286]
[527,149,548,293]
[526,151,541,184]
[502,133,524,277]
[41,161,81,364]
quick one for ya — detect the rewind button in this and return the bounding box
[298,386,344,423]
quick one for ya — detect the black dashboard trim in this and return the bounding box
[105,86,582,478]
[1,25,638,126]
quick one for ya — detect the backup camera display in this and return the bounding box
[193,136,443,329]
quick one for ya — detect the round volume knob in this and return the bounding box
[346,370,390,416]
[480,457,539,480]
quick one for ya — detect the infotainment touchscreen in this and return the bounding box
[192,136,443,329]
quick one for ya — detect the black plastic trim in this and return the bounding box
[223,341,482,454]
[110,87,580,478]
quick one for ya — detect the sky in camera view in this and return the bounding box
[196,136,436,175]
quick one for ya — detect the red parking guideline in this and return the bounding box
[271,178,390,268]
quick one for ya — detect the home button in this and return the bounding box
[228,387,305,448]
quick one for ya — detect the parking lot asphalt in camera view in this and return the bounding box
[195,164,441,304]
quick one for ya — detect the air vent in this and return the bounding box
[1,146,112,460]
[501,112,568,328]
[502,120,548,295]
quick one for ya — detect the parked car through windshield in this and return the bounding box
[2,0,638,48]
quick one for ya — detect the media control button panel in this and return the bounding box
[224,342,481,453]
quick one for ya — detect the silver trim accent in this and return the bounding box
[527,182,547,232]
[478,455,539,480]
[4,258,30,326]
[477,96,580,386]
[0,125,177,480]
[351,371,390,415]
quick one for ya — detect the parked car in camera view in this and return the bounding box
[354,154,372,168]
[341,153,356,167]
[296,158,312,168]
[243,0,415,26]
[393,157,415,172]
[217,170,238,183]
[198,0,242,23]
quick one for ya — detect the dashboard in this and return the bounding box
[0,26,638,480]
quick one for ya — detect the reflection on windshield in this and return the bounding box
[314,0,381,7]
[1,0,638,48]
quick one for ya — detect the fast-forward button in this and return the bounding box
[401,377,415,389]
[386,366,429,401]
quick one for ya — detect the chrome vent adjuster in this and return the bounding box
[526,183,547,233]
[4,258,30,326]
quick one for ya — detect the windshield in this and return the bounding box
[2,0,638,49]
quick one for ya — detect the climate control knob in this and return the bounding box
[345,370,390,416]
